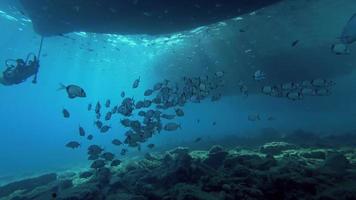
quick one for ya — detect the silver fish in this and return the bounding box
[315,88,331,96]
[301,88,315,96]
[253,70,266,81]
[286,92,303,101]
[261,86,273,95]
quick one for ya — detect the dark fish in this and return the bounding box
[101,152,115,161]
[90,159,106,169]
[58,84,86,99]
[153,82,163,90]
[88,103,92,111]
[88,145,103,155]
[120,148,128,156]
[194,137,202,143]
[161,114,175,120]
[105,112,112,121]
[175,108,184,117]
[52,192,57,199]
[87,134,93,140]
[95,102,101,113]
[138,110,146,117]
[111,159,122,167]
[121,91,125,98]
[132,77,140,88]
[120,119,131,127]
[164,123,181,131]
[112,139,122,146]
[94,120,103,129]
[79,126,86,136]
[212,121,217,126]
[147,143,155,149]
[291,40,299,47]
[62,109,70,118]
[79,171,93,179]
[196,119,200,123]
[112,106,118,113]
[144,89,154,96]
[143,100,152,108]
[105,99,111,108]
[65,141,80,149]
[100,125,111,133]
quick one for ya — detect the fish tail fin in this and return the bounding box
[57,83,66,91]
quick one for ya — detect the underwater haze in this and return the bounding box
[0,0,356,199]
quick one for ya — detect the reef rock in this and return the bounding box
[321,152,350,174]
[203,145,228,169]
[260,142,298,155]
[0,173,57,198]
[57,182,102,200]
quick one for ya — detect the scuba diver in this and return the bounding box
[0,37,43,86]
[0,54,40,86]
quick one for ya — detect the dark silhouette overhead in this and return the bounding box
[20,0,281,36]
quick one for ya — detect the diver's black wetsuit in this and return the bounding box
[1,58,39,86]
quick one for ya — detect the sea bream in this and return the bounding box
[132,77,140,88]
[62,109,70,118]
[105,99,111,108]
[65,141,80,149]
[164,123,181,131]
[58,84,86,99]
[112,139,122,146]
[79,126,86,136]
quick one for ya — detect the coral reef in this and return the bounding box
[1,140,356,200]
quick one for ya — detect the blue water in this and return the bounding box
[0,0,356,182]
